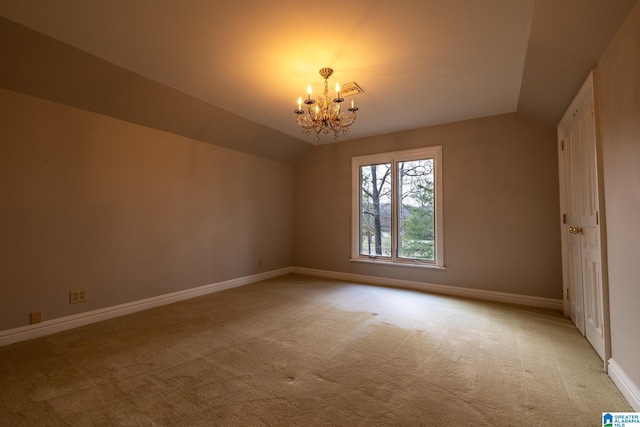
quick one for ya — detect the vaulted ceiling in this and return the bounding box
[0,1,636,161]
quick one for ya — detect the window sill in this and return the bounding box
[349,258,446,270]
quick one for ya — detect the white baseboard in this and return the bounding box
[608,358,640,411]
[0,267,292,347]
[292,267,563,310]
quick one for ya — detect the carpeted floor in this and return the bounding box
[0,274,632,426]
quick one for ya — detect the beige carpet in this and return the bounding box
[0,274,631,426]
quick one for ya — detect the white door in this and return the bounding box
[563,120,585,334]
[558,72,605,360]
[577,98,605,358]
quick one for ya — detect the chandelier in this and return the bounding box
[294,67,359,141]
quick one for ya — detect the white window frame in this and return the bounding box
[351,146,444,268]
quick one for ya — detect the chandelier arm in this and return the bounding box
[296,114,312,129]
[338,111,357,127]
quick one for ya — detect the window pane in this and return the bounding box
[360,163,392,256]
[397,159,435,260]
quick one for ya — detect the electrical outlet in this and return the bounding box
[30,311,42,325]
[257,258,263,267]
[69,289,87,304]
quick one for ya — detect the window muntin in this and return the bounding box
[352,146,443,267]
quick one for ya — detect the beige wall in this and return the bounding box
[598,0,640,396]
[0,88,293,330]
[293,113,562,299]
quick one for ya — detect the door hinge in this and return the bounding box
[596,211,599,225]
[562,214,567,224]
[560,140,565,151]
[564,289,570,300]
[592,101,595,115]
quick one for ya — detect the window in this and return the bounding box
[351,146,444,268]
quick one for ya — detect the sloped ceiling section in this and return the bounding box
[0,1,636,160]
[0,17,311,164]
[518,0,638,123]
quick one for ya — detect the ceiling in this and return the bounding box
[0,0,636,154]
